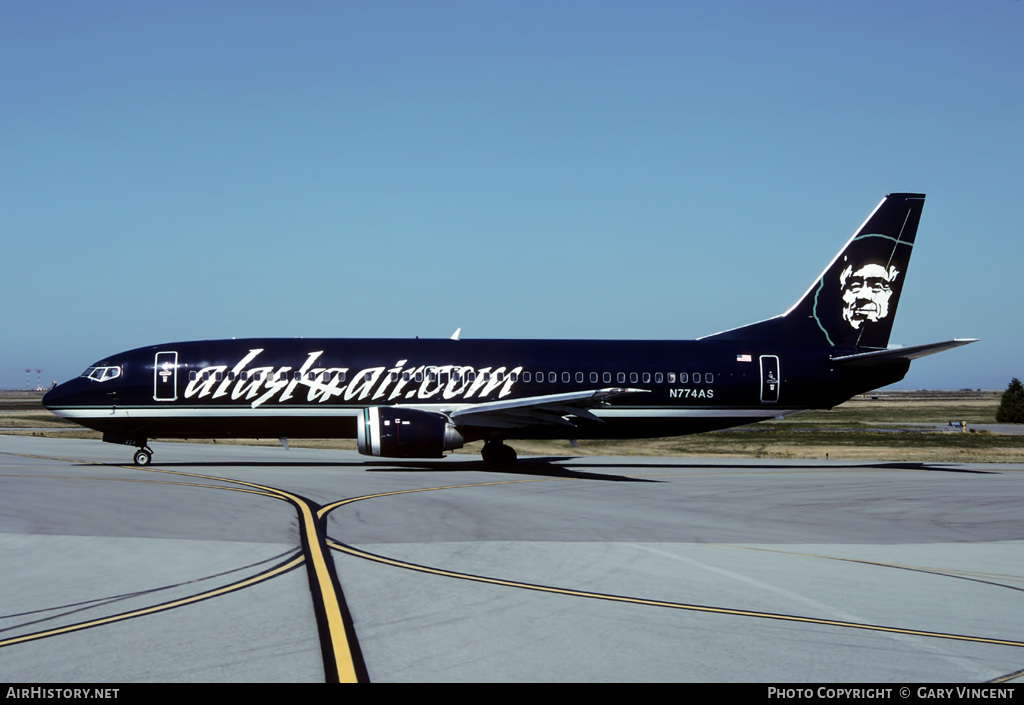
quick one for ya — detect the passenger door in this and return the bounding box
[760,355,780,403]
[154,351,179,401]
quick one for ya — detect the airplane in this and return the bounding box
[43,193,975,467]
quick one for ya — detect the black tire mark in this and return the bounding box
[0,552,304,648]
[0,548,297,632]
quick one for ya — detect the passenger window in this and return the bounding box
[575,372,584,383]
[603,372,611,383]
[706,372,713,383]
[617,372,625,383]
[590,372,598,383]
[693,373,701,384]
[655,372,663,383]
[642,372,650,383]
[679,373,688,383]
[630,372,638,383]
[562,372,570,383]
[523,371,531,382]
[667,373,676,383]
[548,372,557,383]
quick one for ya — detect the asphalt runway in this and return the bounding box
[1,435,1022,683]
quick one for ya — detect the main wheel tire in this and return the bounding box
[482,442,517,466]
[481,442,498,465]
[498,444,518,465]
[133,449,152,466]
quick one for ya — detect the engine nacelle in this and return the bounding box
[357,407,465,458]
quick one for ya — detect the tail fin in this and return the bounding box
[704,193,925,350]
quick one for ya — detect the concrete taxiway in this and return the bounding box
[1,435,1022,683]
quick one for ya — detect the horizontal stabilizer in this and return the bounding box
[830,339,977,368]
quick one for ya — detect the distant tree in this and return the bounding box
[996,378,1024,423]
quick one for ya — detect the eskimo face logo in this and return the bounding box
[839,262,899,329]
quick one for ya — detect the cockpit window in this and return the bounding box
[81,366,122,382]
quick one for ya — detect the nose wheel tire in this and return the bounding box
[133,448,153,466]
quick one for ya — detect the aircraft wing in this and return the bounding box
[443,388,650,429]
[831,339,978,368]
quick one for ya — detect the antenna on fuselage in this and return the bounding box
[450,327,462,341]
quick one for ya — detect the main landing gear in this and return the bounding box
[132,446,154,466]
[481,441,517,466]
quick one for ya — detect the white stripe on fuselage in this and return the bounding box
[48,406,795,421]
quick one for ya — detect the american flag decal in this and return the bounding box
[737,354,752,362]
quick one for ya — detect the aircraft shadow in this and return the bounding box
[363,456,662,482]
[83,458,996,477]
[85,457,660,483]
[548,460,1000,474]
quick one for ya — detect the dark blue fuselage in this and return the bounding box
[43,336,906,443]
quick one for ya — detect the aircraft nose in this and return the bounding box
[42,378,87,411]
[42,381,68,410]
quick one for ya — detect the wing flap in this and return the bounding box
[448,387,648,429]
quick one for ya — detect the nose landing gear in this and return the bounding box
[101,433,155,466]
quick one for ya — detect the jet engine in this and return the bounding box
[357,407,465,458]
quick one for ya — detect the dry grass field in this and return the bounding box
[3,389,1021,463]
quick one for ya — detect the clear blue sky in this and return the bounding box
[2,1,1020,390]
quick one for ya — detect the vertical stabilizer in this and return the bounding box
[704,193,925,350]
